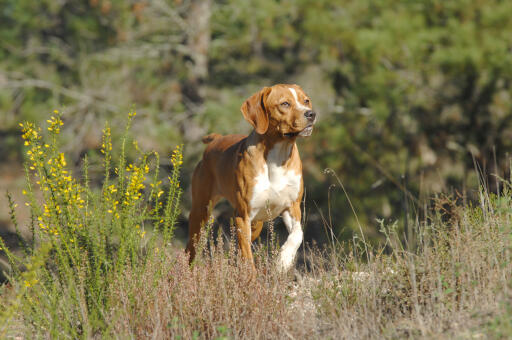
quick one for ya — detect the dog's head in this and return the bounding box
[241,84,316,138]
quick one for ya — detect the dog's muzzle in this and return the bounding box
[299,110,316,136]
[284,110,317,138]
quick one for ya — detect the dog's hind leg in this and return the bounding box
[186,161,215,262]
[235,215,256,272]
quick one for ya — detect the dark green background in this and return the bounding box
[1,0,511,245]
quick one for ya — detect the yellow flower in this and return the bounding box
[24,279,38,287]
[170,145,184,167]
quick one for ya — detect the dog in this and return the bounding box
[186,84,316,271]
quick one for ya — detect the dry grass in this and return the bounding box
[3,192,512,339]
[77,192,512,339]
[3,189,512,339]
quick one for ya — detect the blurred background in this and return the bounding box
[1,0,512,248]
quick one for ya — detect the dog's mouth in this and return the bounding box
[284,125,314,138]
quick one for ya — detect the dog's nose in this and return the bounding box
[304,110,316,121]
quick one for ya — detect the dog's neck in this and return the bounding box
[248,130,295,165]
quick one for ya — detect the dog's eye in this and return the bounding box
[281,101,290,108]
[304,99,310,105]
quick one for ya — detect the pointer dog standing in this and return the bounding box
[186,84,316,271]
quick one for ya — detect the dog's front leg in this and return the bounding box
[278,204,303,272]
[235,215,256,272]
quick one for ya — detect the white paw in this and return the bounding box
[277,250,295,272]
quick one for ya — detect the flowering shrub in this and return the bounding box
[0,110,182,336]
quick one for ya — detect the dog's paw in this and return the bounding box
[276,251,295,273]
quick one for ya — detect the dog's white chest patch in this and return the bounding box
[249,143,301,222]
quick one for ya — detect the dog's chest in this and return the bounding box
[249,144,301,221]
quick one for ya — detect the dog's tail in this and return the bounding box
[202,133,222,144]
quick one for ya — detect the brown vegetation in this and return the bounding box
[8,192,508,339]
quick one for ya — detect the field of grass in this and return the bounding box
[0,113,511,339]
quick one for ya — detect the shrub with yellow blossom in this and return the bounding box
[0,110,183,336]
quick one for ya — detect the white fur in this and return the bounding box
[289,87,309,111]
[277,210,303,271]
[249,142,301,222]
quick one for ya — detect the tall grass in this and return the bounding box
[0,112,511,338]
[309,190,512,338]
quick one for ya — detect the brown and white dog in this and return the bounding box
[186,84,316,271]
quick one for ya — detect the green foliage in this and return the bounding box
[297,0,512,236]
[0,112,183,336]
[1,0,512,242]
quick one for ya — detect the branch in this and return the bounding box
[0,74,119,113]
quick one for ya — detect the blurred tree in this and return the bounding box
[1,0,511,244]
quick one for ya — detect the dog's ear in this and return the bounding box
[241,87,272,134]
